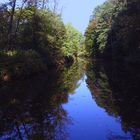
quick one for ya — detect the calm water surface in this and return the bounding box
[0,60,139,140]
[63,75,131,140]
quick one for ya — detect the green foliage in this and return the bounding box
[0,4,9,46]
[62,59,85,94]
[20,9,66,65]
[85,1,122,57]
[62,23,85,58]
[0,0,86,80]
[0,49,46,81]
[85,20,97,57]
[107,0,140,61]
[85,0,140,62]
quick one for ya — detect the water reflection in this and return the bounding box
[86,60,140,140]
[0,61,85,140]
[0,59,140,140]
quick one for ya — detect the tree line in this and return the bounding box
[85,0,140,62]
[0,0,85,81]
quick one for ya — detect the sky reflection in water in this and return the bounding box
[0,61,139,140]
[63,75,132,140]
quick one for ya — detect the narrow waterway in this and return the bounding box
[63,75,132,140]
[0,60,139,140]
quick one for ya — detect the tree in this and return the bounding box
[0,3,9,46]
[85,0,140,61]
[62,23,83,59]
[8,0,17,46]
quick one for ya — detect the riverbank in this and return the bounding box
[0,59,139,139]
[0,50,47,82]
[0,49,83,82]
[0,2,85,82]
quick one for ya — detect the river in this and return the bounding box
[0,60,139,140]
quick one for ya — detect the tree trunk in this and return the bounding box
[8,0,16,47]
[15,0,27,38]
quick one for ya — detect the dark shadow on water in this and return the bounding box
[0,59,140,140]
[86,60,140,140]
[0,61,85,140]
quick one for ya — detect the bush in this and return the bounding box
[0,50,47,81]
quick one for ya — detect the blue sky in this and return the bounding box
[1,0,106,33]
[60,0,106,33]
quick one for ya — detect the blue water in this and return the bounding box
[0,61,139,140]
[63,75,132,140]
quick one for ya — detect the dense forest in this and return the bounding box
[0,60,86,139]
[86,60,140,139]
[85,1,140,138]
[0,0,85,81]
[0,0,140,82]
[85,0,140,62]
[0,0,140,139]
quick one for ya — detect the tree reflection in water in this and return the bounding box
[0,61,85,140]
[1,59,140,140]
[86,60,140,140]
